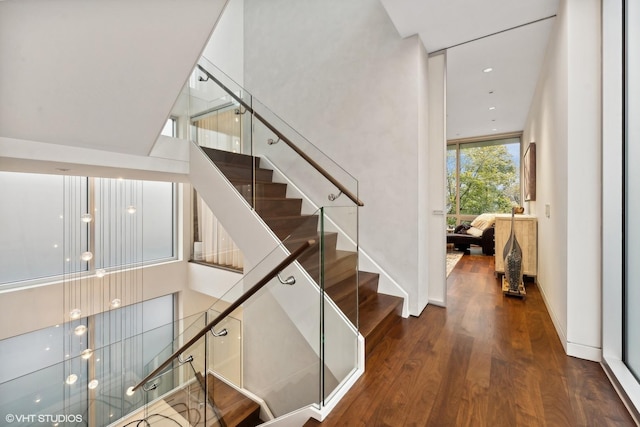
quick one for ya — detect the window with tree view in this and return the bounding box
[447,137,521,227]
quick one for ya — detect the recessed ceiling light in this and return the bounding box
[492,128,498,131]
[483,67,493,73]
[488,106,496,110]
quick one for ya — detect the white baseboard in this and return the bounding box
[567,342,602,362]
[536,279,602,362]
[427,297,446,307]
[536,278,568,353]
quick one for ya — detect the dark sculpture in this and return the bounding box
[503,207,523,293]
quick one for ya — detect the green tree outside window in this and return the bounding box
[447,138,520,225]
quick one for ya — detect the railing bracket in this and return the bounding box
[177,354,193,364]
[328,191,343,202]
[234,108,247,115]
[277,273,296,286]
[267,137,281,145]
[142,382,158,392]
[210,327,228,337]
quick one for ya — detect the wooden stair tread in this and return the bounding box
[358,294,403,339]
[231,178,282,185]
[202,147,261,168]
[204,373,261,427]
[253,196,301,202]
[325,271,379,306]
[301,250,358,288]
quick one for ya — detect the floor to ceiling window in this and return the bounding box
[0,295,176,425]
[625,0,640,387]
[446,136,521,227]
[603,0,640,420]
[0,173,177,290]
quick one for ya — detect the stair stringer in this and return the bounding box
[189,142,361,416]
[259,156,409,317]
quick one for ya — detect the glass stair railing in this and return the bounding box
[184,58,367,416]
[0,208,361,426]
[134,208,360,425]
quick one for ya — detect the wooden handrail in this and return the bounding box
[132,239,315,393]
[196,64,364,207]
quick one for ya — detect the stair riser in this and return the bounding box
[236,183,288,199]
[292,233,339,264]
[302,252,358,289]
[255,199,303,217]
[265,216,319,241]
[217,165,273,182]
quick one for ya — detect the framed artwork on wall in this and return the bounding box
[523,142,536,201]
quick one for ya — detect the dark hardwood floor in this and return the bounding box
[308,253,635,426]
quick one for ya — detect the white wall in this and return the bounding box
[522,0,602,361]
[0,260,220,341]
[202,0,244,85]
[426,52,446,307]
[243,0,430,315]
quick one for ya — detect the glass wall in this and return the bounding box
[447,137,521,226]
[94,179,175,268]
[193,190,244,271]
[0,295,175,425]
[625,0,640,383]
[0,173,88,285]
[0,173,176,289]
[603,0,640,418]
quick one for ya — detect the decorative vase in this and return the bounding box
[503,207,523,292]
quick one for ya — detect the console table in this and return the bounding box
[494,214,537,277]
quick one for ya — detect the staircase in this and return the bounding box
[201,147,403,356]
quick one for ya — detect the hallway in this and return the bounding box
[310,254,635,426]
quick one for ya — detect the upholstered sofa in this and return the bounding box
[447,213,496,255]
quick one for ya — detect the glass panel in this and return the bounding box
[0,358,74,426]
[142,181,175,262]
[174,57,361,418]
[458,138,520,215]
[193,105,243,153]
[0,172,88,286]
[194,190,244,270]
[625,0,640,381]
[95,178,174,268]
[0,295,175,426]
[207,312,242,387]
[191,57,360,211]
[139,313,212,427]
[225,239,321,417]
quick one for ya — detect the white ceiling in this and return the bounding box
[380,0,559,140]
[0,0,226,157]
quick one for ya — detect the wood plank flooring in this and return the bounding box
[308,254,635,426]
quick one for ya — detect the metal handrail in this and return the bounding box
[132,239,315,393]
[196,64,364,207]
